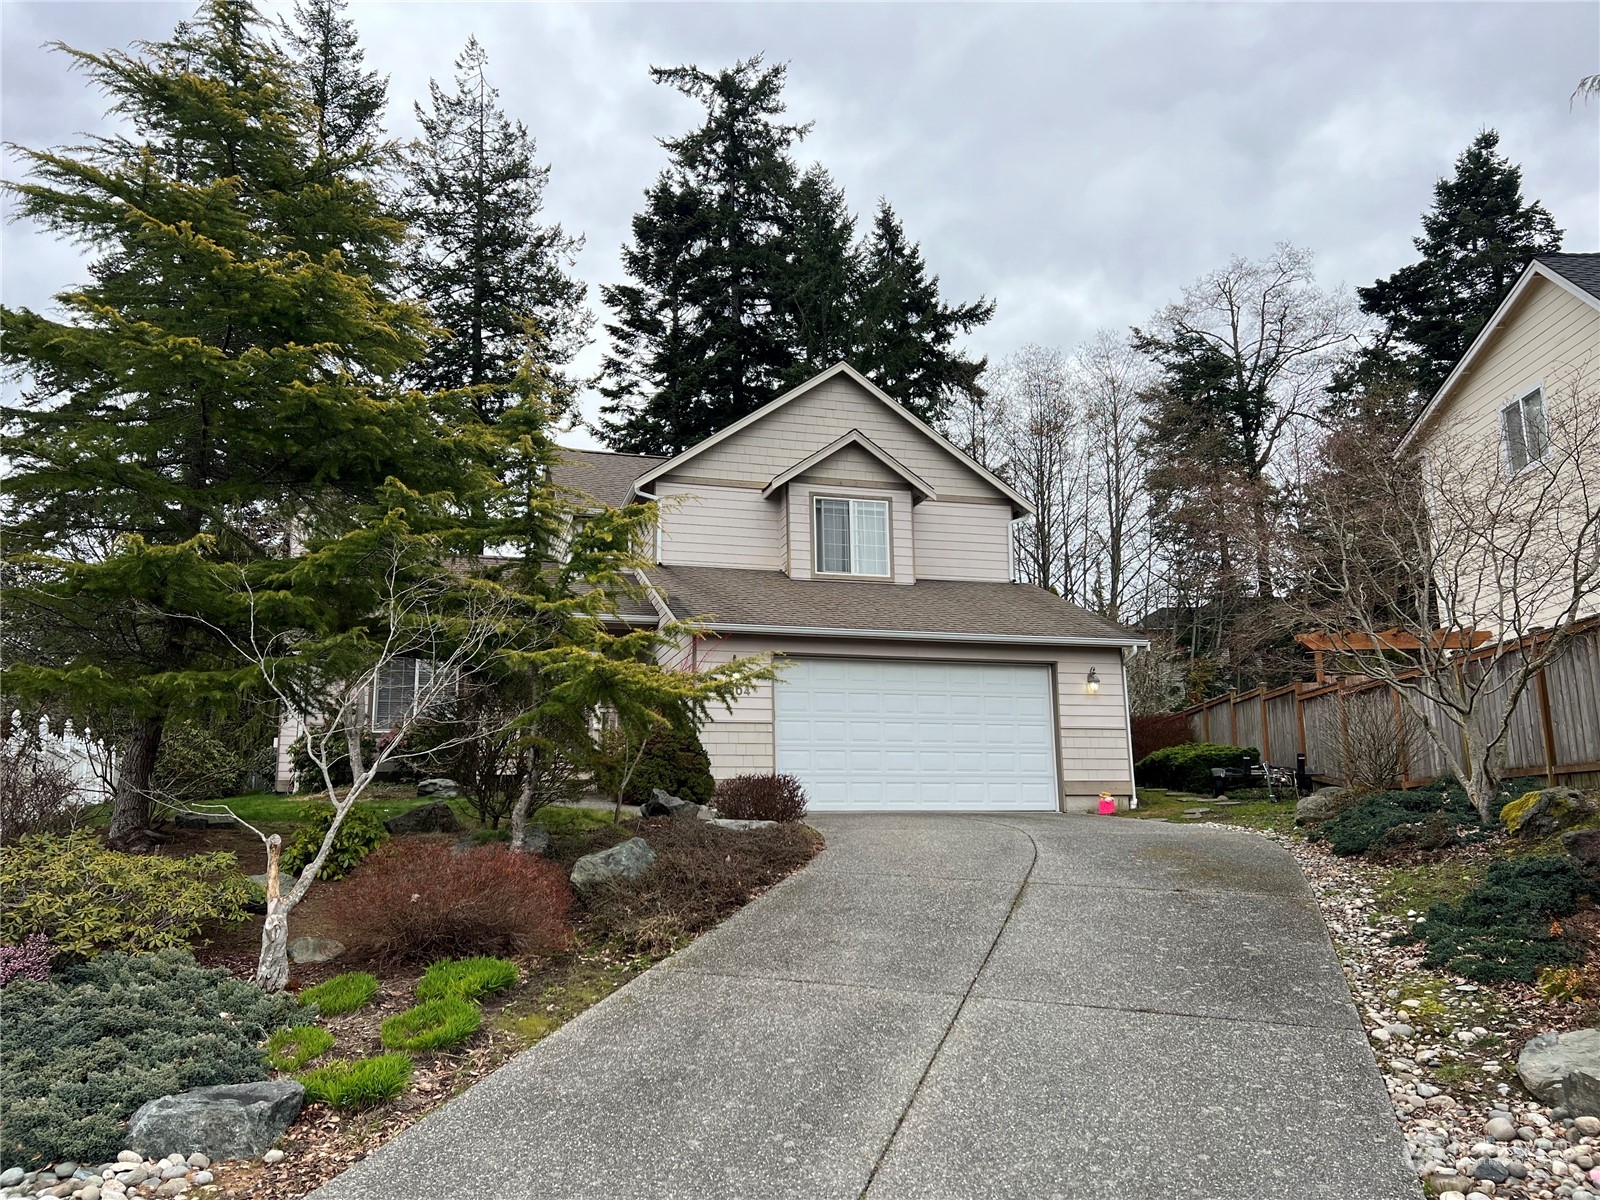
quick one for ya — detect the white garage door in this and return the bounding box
[775,657,1059,812]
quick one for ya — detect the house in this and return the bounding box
[554,362,1145,814]
[1394,252,1600,627]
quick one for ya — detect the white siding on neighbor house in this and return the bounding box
[670,373,1012,503]
[914,500,1013,582]
[689,633,1134,812]
[655,481,783,570]
[785,482,915,583]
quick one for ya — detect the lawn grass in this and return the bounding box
[532,805,620,836]
[1121,786,1297,833]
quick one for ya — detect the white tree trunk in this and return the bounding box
[255,834,292,991]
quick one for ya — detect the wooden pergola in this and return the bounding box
[1293,628,1492,684]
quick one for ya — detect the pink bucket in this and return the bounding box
[1097,794,1117,815]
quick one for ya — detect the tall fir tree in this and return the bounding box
[404,37,589,420]
[279,0,387,161]
[1334,129,1562,405]
[777,163,859,383]
[0,0,441,846]
[598,56,809,454]
[851,201,995,425]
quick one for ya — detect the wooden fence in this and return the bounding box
[1182,620,1600,789]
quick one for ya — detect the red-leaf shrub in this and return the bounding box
[1131,713,1192,762]
[713,774,808,823]
[328,843,571,965]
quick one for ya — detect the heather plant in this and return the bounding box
[0,950,300,1167]
[0,934,52,987]
[712,774,808,823]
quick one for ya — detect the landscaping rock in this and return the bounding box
[414,777,460,799]
[173,812,234,830]
[1519,1029,1600,1114]
[707,817,778,831]
[383,800,461,834]
[570,837,656,889]
[0,1170,20,1188]
[696,805,721,821]
[1295,785,1360,826]
[287,936,344,965]
[639,788,701,820]
[1499,787,1598,838]
[125,1081,305,1160]
[1562,827,1600,870]
[517,824,551,856]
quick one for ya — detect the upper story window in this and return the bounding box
[1501,386,1548,473]
[814,496,890,577]
[371,657,434,731]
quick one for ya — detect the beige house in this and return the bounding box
[555,363,1144,814]
[1395,252,1600,629]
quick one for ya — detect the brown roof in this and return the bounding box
[552,448,667,508]
[643,564,1142,644]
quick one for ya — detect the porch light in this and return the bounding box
[1085,668,1100,694]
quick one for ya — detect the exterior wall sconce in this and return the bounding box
[1085,668,1100,694]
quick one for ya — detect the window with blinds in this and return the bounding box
[813,497,890,577]
[371,658,434,731]
[1501,386,1548,474]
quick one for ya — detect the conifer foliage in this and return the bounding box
[279,0,388,161]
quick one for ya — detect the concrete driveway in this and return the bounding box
[312,815,1417,1200]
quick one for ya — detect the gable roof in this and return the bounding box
[552,448,668,509]
[643,564,1145,646]
[1396,254,1600,456]
[630,362,1033,516]
[761,429,937,500]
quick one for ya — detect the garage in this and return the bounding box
[774,657,1059,812]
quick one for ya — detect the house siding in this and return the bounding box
[786,482,915,583]
[691,633,1134,812]
[655,481,784,570]
[914,500,1013,582]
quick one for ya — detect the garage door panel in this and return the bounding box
[775,658,1058,813]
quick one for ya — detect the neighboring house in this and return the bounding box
[1395,252,1600,628]
[555,362,1145,814]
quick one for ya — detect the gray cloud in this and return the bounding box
[5,2,1596,447]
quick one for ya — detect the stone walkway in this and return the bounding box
[312,813,1417,1200]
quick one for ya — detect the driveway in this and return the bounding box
[312,815,1417,1200]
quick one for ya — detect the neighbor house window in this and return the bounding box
[371,658,434,730]
[1501,386,1548,473]
[814,496,890,577]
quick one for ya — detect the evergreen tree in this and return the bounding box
[598,56,810,454]
[404,37,589,420]
[279,0,387,160]
[778,164,859,382]
[0,0,438,847]
[1334,129,1562,404]
[851,201,995,425]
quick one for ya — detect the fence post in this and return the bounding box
[1535,668,1559,786]
[1392,688,1411,788]
[1229,694,1239,746]
[1260,689,1272,766]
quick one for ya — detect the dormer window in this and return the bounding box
[814,496,890,577]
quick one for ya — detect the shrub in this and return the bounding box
[280,803,389,882]
[329,843,570,965]
[380,996,481,1053]
[622,722,714,806]
[265,1024,335,1071]
[297,1054,411,1111]
[290,729,378,791]
[1133,743,1258,793]
[415,956,520,1002]
[153,721,249,808]
[0,728,85,844]
[0,949,299,1167]
[1399,856,1591,983]
[1130,713,1192,763]
[0,831,251,959]
[298,971,378,1017]
[1312,781,1485,858]
[0,934,52,987]
[713,774,808,823]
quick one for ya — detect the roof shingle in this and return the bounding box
[642,564,1142,644]
[1538,253,1600,302]
[552,448,667,509]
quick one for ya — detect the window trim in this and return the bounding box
[1500,381,1548,476]
[811,494,893,579]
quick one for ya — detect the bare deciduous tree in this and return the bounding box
[1075,330,1154,620]
[1295,372,1600,821]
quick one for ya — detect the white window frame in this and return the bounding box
[812,495,892,579]
[370,657,434,731]
[1500,382,1548,475]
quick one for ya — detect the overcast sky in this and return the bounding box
[3,2,1597,447]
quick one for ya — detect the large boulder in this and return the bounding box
[570,837,656,890]
[125,1081,304,1160]
[639,788,702,821]
[1500,788,1599,838]
[1295,786,1361,827]
[1561,827,1600,871]
[414,777,460,799]
[384,800,462,835]
[1518,1029,1600,1116]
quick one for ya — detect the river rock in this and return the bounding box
[125,1081,304,1160]
[570,837,656,889]
[383,800,461,834]
[1295,786,1361,826]
[1520,1029,1600,1115]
